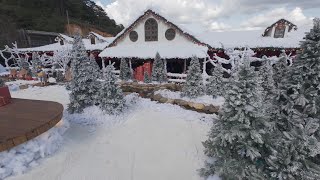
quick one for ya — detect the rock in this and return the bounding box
[193,103,205,110]
[153,94,162,101]
[166,98,175,104]
[175,99,189,107]
[159,97,168,103]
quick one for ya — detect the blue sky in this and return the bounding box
[94,0,319,33]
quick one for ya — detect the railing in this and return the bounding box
[167,72,187,83]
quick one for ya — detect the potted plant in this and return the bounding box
[0,78,11,107]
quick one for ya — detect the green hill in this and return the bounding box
[0,0,124,46]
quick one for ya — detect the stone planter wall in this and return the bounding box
[120,82,219,114]
[150,93,219,114]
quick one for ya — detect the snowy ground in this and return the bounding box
[155,89,225,106]
[6,85,217,180]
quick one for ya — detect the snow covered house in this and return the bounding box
[98,9,210,78]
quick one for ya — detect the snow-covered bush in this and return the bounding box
[68,34,100,114]
[99,64,125,115]
[143,71,151,83]
[265,18,320,180]
[201,55,269,179]
[181,56,204,98]
[206,63,226,98]
[119,58,132,81]
[151,52,167,83]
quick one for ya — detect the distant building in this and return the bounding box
[16,30,59,48]
[262,19,297,38]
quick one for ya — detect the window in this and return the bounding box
[165,28,176,40]
[90,36,95,44]
[145,18,158,41]
[274,24,285,38]
[129,31,138,42]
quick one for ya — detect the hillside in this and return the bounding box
[0,0,124,46]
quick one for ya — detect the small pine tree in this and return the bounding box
[201,55,270,180]
[265,18,320,180]
[55,71,64,82]
[99,64,125,115]
[119,58,132,81]
[143,71,151,83]
[206,63,226,98]
[181,56,204,98]
[67,34,100,114]
[151,52,167,83]
[31,52,42,73]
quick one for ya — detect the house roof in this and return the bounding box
[262,19,297,37]
[197,22,311,49]
[99,42,208,59]
[106,9,211,49]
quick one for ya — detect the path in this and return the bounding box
[8,86,210,180]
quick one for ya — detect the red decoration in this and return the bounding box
[0,86,12,107]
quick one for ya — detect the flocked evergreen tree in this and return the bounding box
[265,18,320,180]
[206,63,226,98]
[31,52,43,76]
[55,71,65,82]
[143,71,151,83]
[201,54,270,180]
[181,56,204,98]
[119,58,132,81]
[272,51,289,89]
[99,64,125,115]
[151,52,167,83]
[67,34,100,114]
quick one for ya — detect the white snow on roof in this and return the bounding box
[18,39,113,52]
[99,42,208,59]
[197,24,312,49]
[59,34,74,42]
[89,32,111,42]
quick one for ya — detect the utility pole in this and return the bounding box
[66,10,70,35]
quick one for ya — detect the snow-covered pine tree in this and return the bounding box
[201,54,269,179]
[99,64,125,115]
[272,50,289,89]
[55,71,64,82]
[265,18,320,180]
[119,58,132,81]
[67,34,100,114]
[31,52,42,75]
[143,71,151,83]
[151,52,167,83]
[206,63,226,98]
[181,56,204,98]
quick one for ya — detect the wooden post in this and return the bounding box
[183,59,187,73]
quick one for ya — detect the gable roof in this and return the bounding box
[106,9,211,48]
[262,19,297,37]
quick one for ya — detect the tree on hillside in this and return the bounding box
[119,58,132,81]
[181,56,204,98]
[99,64,125,115]
[67,34,100,114]
[151,52,167,83]
[206,63,226,98]
[265,18,320,180]
[201,54,269,179]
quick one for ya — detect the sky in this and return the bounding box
[94,0,319,33]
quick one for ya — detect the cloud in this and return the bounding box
[94,0,317,32]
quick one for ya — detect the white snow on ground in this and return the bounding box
[6,85,217,180]
[5,80,40,92]
[155,89,225,106]
[0,120,69,180]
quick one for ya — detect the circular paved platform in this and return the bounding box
[0,98,63,152]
